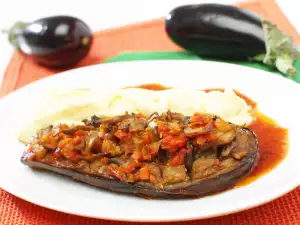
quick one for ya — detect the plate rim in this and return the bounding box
[2,173,299,222]
[0,60,299,222]
[1,60,300,102]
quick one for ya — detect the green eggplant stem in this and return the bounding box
[253,19,300,76]
[7,21,28,49]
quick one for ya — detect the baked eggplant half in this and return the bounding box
[21,111,259,199]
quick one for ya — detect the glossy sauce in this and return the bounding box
[125,83,171,91]
[135,84,288,185]
[237,111,288,186]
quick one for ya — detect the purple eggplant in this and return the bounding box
[165,3,300,76]
[6,16,92,68]
[165,4,266,59]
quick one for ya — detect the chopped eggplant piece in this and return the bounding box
[163,165,188,184]
[180,116,191,125]
[184,144,194,173]
[90,115,102,127]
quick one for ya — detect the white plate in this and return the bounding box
[0,60,299,222]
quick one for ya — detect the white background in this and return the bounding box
[0,0,299,85]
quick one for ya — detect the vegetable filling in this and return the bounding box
[23,111,250,188]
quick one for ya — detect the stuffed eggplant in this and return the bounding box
[165,3,300,76]
[21,111,259,198]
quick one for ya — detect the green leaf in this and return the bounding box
[258,19,300,76]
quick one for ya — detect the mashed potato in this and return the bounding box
[18,88,253,142]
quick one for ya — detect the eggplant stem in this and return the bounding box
[260,19,300,77]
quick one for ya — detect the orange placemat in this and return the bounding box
[0,0,299,224]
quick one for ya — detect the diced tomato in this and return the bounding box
[141,132,150,144]
[136,113,145,119]
[149,175,157,184]
[169,148,191,166]
[102,157,109,165]
[41,135,49,143]
[125,164,135,173]
[161,135,172,149]
[161,135,188,152]
[132,151,142,161]
[58,138,72,149]
[60,124,69,130]
[92,140,102,151]
[203,133,218,142]
[114,130,131,140]
[52,149,61,158]
[107,165,125,180]
[190,113,211,126]
[139,167,150,180]
[68,154,81,162]
[141,146,152,161]
[58,133,65,140]
[75,130,85,136]
[169,153,184,166]
[72,136,82,145]
[58,138,80,161]
[195,133,217,145]
[134,172,141,181]
[169,155,183,166]
[196,136,206,145]
[114,130,126,139]
[125,161,142,173]
[157,122,170,136]
[133,161,142,168]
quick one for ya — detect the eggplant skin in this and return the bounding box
[16,16,92,68]
[21,127,259,199]
[165,4,266,59]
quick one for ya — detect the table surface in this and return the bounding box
[0,0,299,86]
